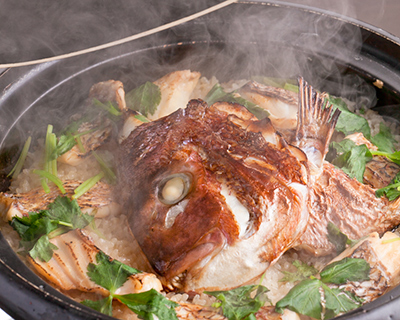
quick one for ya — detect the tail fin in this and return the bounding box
[295,77,341,169]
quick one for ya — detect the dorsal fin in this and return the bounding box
[295,77,341,169]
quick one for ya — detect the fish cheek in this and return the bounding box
[136,191,225,279]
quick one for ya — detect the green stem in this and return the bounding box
[33,170,66,194]
[8,136,31,178]
[72,172,105,199]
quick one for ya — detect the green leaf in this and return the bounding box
[81,296,113,317]
[331,140,372,182]
[205,285,270,320]
[29,235,58,262]
[370,122,397,153]
[275,278,322,319]
[320,258,370,284]
[323,285,363,317]
[327,96,371,138]
[205,84,269,120]
[126,82,161,117]
[52,132,77,159]
[10,196,93,261]
[46,196,93,229]
[115,289,179,320]
[370,150,400,166]
[280,260,318,283]
[376,171,400,200]
[326,222,359,254]
[87,251,141,294]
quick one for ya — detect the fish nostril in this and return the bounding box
[158,173,192,205]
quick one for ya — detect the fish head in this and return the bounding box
[118,99,308,291]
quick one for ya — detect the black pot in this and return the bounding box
[1,1,400,319]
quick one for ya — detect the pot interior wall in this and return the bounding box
[1,2,400,320]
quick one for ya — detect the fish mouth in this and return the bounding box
[162,227,226,290]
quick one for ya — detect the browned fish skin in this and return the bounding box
[325,232,400,304]
[29,229,162,295]
[296,162,395,256]
[117,77,400,292]
[118,99,309,290]
[0,180,119,221]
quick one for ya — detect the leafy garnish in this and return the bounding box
[72,172,104,200]
[327,96,371,138]
[41,125,58,193]
[326,222,359,254]
[115,290,179,320]
[205,284,270,320]
[126,82,161,117]
[81,296,113,316]
[92,151,117,185]
[319,258,370,284]
[370,122,398,153]
[205,84,270,120]
[10,196,94,262]
[93,98,122,117]
[276,278,322,319]
[370,150,400,166]
[82,252,177,320]
[280,260,318,283]
[331,139,372,182]
[276,258,369,319]
[32,170,66,194]
[86,251,141,293]
[375,171,400,200]
[7,136,31,179]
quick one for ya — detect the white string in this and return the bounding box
[0,0,237,69]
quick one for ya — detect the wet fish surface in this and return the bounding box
[117,78,400,292]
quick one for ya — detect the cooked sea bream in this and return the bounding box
[118,76,400,292]
[2,70,400,320]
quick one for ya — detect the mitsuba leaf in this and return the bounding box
[328,96,371,138]
[205,84,269,120]
[115,289,179,320]
[370,122,398,153]
[81,296,113,317]
[326,222,359,254]
[205,285,271,320]
[275,278,322,319]
[331,140,372,182]
[10,196,94,261]
[29,235,58,262]
[46,196,93,229]
[280,260,318,283]
[87,251,141,294]
[323,285,363,317]
[126,82,161,117]
[320,258,370,284]
[376,171,400,200]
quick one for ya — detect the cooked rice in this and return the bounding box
[1,77,399,320]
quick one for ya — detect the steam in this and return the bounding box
[0,1,382,153]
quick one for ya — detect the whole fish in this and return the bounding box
[117,78,400,292]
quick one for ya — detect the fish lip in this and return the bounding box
[162,227,226,287]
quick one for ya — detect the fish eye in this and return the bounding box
[158,173,192,205]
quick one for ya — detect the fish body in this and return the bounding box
[118,78,400,292]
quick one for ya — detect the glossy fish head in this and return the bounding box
[118,99,308,290]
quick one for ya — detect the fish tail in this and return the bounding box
[295,77,341,168]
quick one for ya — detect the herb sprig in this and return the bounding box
[10,196,94,262]
[82,251,178,320]
[126,82,161,117]
[205,284,271,320]
[205,83,270,120]
[275,258,370,319]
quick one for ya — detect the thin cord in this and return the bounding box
[0,0,237,69]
